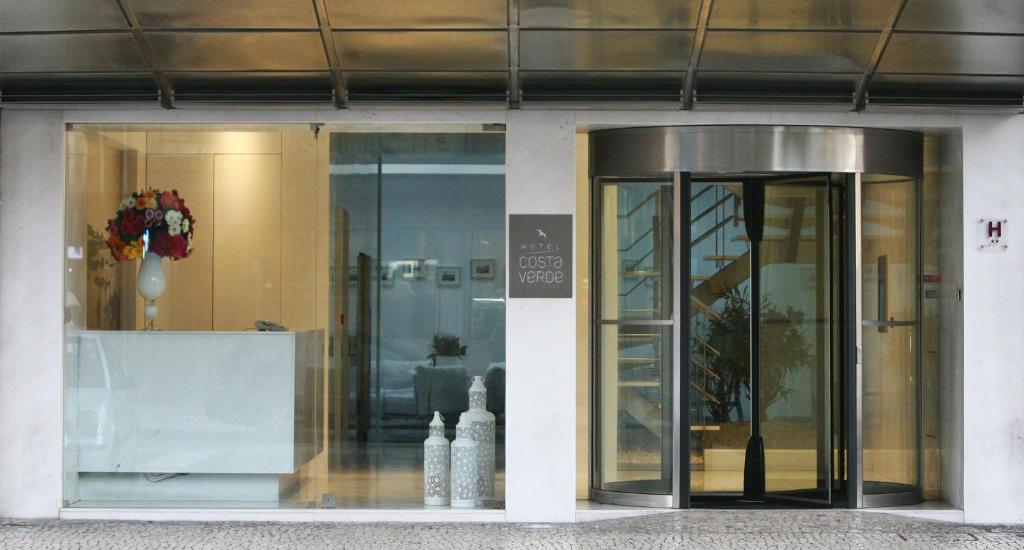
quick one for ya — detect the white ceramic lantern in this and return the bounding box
[423,411,450,506]
[465,376,496,501]
[450,413,479,508]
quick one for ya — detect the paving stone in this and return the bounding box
[3,510,1024,549]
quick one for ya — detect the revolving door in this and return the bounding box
[589,126,924,509]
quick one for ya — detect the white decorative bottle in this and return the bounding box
[465,376,496,501]
[450,413,479,508]
[423,411,450,506]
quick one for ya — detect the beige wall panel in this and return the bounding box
[147,154,215,331]
[147,131,281,156]
[84,136,126,330]
[280,131,319,330]
[575,133,590,499]
[213,154,283,331]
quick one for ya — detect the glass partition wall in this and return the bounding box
[588,126,926,509]
[62,124,506,510]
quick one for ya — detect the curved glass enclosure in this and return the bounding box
[589,126,924,509]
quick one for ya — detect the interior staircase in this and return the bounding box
[615,183,748,440]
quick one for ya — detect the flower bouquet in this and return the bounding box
[106,189,194,261]
[106,189,195,329]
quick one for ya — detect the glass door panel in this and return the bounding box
[759,179,833,503]
[594,179,674,497]
[861,175,920,497]
[688,181,749,495]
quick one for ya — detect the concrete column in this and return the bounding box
[0,110,66,518]
[959,116,1024,523]
[504,111,577,522]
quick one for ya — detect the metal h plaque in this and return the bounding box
[509,214,573,298]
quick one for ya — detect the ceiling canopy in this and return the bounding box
[1,0,1022,110]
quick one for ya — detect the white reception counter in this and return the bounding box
[68,330,324,504]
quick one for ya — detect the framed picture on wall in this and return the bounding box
[397,258,426,280]
[437,266,461,287]
[471,259,496,280]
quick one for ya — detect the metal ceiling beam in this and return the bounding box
[114,0,174,109]
[681,0,714,110]
[507,0,521,108]
[852,0,909,112]
[312,0,349,109]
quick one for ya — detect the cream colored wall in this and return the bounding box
[130,129,321,332]
[575,133,590,499]
[147,154,214,330]
[213,153,284,330]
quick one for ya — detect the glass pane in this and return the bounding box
[760,182,831,497]
[329,132,507,507]
[599,181,674,321]
[689,181,749,494]
[862,176,919,493]
[596,324,673,494]
[594,177,674,497]
[63,125,328,508]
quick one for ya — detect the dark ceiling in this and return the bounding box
[1,0,1023,110]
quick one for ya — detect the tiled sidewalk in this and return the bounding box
[3,510,1024,549]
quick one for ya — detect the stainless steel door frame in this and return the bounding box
[673,171,688,509]
[846,172,865,509]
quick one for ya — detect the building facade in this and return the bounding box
[0,0,1022,527]
[1,108,1021,523]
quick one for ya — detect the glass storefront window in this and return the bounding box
[62,124,506,509]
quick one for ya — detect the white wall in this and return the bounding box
[504,111,578,522]
[0,110,65,518]
[960,116,1024,523]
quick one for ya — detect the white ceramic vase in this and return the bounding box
[423,411,451,506]
[465,376,496,501]
[137,252,165,330]
[450,413,479,508]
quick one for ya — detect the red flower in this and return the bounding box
[148,231,169,257]
[159,191,177,209]
[168,234,188,259]
[120,216,144,236]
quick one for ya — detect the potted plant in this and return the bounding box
[428,333,467,366]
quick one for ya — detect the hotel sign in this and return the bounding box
[979,218,1008,251]
[509,214,573,298]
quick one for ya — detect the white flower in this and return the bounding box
[181,219,190,233]
[120,197,135,210]
[165,210,183,225]
[167,224,181,237]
